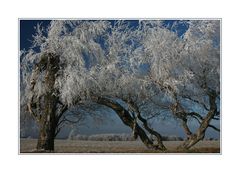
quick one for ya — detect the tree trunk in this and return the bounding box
[126,100,166,150]
[180,109,216,150]
[178,91,217,150]
[36,93,58,151]
[37,119,56,151]
[31,53,60,152]
[95,97,166,151]
[138,116,166,150]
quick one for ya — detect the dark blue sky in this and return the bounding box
[20,20,51,50]
[20,20,188,51]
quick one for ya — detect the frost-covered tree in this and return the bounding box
[21,21,112,151]
[21,20,165,151]
[137,20,220,149]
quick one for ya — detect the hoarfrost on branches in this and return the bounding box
[20,20,220,151]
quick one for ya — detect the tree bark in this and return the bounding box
[36,93,58,151]
[29,53,60,152]
[95,97,166,151]
[178,91,218,150]
[181,119,192,139]
[126,100,166,150]
[37,117,56,151]
[137,115,166,150]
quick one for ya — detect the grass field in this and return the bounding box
[20,139,220,153]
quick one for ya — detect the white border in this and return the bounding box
[0,0,240,173]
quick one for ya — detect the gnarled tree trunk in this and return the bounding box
[178,91,218,150]
[126,100,166,150]
[28,53,61,152]
[37,118,56,151]
[36,94,58,151]
[95,97,166,151]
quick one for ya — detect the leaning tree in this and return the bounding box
[136,20,220,149]
[21,20,167,151]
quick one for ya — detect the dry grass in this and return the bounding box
[20,139,220,153]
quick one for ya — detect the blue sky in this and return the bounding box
[20,20,51,50]
[20,20,189,51]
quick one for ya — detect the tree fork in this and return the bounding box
[178,91,218,150]
[126,100,166,150]
[95,97,166,151]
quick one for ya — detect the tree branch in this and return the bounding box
[181,95,210,111]
[190,112,220,132]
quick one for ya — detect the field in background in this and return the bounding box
[20,139,220,153]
